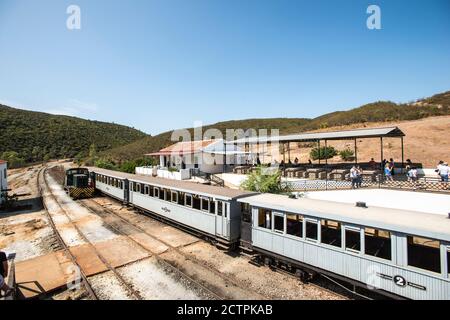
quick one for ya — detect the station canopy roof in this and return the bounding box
[146,139,217,156]
[225,126,405,144]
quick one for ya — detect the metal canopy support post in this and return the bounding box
[401,136,405,173]
[288,142,291,163]
[318,140,321,165]
[283,142,286,163]
[354,138,358,165]
[325,140,328,166]
[380,137,384,170]
[223,141,227,173]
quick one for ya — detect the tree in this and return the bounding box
[310,146,337,161]
[1,151,25,168]
[89,143,97,158]
[95,159,117,170]
[241,166,291,194]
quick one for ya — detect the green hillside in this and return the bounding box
[101,91,450,163]
[0,105,147,165]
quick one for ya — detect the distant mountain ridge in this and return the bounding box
[0,105,148,162]
[100,90,450,163]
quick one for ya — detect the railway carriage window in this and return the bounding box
[148,186,153,197]
[407,236,441,273]
[159,188,165,200]
[286,214,303,238]
[447,248,450,275]
[137,183,142,193]
[209,201,215,214]
[365,228,391,260]
[201,198,210,212]
[217,201,223,216]
[321,220,341,248]
[193,195,201,210]
[171,191,178,203]
[345,229,361,252]
[241,203,251,223]
[178,192,184,205]
[306,221,318,241]
[153,187,160,198]
[165,189,171,202]
[273,214,284,233]
[258,208,272,229]
[185,194,193,207]
[144,185,149,195]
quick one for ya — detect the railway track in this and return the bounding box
[36,167,98,300]
[85,197,355,300]
[78,198,225,300]
[81,197,348,300]
[40,167,142,300]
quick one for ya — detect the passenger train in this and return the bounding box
[89,167,450,300]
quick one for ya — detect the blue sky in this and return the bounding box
[0,0,449,135]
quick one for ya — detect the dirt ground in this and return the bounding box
[95,197,344,300]
[0,165,60,262]
[259,115,450,168]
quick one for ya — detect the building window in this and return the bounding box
[345,229,361,252]
[365,228,391,260]
[201,198,210,212]
[185,194,192,207]
[321,220,341,248]
[286,214,303,238]
[306,221,318,241]
[407,236,441,273]
[273,214,284,233]
[258,208,271,229]
[217,201,223,216]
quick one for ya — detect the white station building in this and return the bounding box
[0,160,7,205]
[146,139,252,174]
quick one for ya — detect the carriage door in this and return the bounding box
[215,200,227,237]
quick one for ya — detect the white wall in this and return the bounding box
[135,166,191,180]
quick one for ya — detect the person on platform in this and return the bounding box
[0,251,13,298]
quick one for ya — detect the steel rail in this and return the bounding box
[36,166,98,300]
[79,199,224,300]
[42,168,142,300]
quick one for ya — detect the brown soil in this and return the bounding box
[264,115,450,168]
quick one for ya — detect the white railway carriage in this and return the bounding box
[91,167,253,246]
[238,193,450,300]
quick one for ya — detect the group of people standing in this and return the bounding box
[350,166,364,189]
[437,161,449,182]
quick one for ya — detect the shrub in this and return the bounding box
[310,146,337,161]
[339,148,355,161]
[240,166,292,194]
